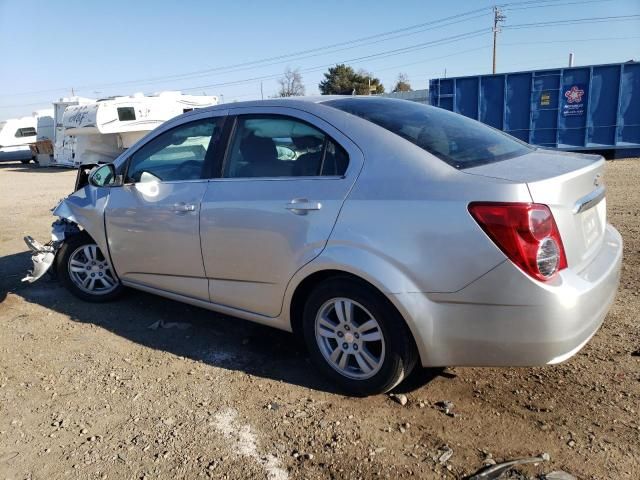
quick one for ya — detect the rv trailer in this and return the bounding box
[58,91,219,166]
[0,110,54,164]
[52,97,96,167]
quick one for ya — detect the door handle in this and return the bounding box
[285,198,322,215]
[172,202,197,213]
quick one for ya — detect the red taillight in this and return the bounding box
[468,202,568,281]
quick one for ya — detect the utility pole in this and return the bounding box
[260,82,264,100]
[492,6,506,74]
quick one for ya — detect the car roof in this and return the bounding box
[194,95,408,113]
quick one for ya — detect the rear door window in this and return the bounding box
[223,115,349,178]
[325,98,532,169]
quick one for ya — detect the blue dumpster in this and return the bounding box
[429,61,640,152]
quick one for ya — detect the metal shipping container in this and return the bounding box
[429,61,640,152]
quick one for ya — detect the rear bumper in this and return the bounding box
[399,224,622,367]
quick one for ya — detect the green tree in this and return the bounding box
[357,69,385,95]
[319,64,385,95]
[392,73,412,92]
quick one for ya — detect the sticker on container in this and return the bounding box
[540,92,551,106]
[562,84,587,117]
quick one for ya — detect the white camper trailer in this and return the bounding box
[0,109,54,164]
[52,97,96,167]
[59,91,218,166]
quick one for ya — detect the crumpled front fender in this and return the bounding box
[52,186,110,256]
[22,185,110,284]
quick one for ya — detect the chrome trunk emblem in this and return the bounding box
[594,173,602,187]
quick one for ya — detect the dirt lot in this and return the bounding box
[0,160,638,480]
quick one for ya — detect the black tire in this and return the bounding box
[302,277,418,396]
[56,232,124,302]
[20,159,31,164]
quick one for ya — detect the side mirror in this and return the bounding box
[89,164,123,188]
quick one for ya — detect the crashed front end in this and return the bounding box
[23,163,106,283]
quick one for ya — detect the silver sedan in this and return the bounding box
[24,97,622,396]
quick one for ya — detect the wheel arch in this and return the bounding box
[287,266,424,365]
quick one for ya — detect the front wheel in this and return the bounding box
[302,278,417,396]
[56,233,124,302]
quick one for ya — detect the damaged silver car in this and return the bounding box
[24,98,622,396]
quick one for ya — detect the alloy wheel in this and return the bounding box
[314,297,386,380]
[68,244,118,295]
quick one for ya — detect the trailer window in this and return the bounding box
[15,127,36,138]
[117,107,136,121]
[325,98,532,169]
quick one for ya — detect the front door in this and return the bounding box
[105,114,226,300]
[200,109,363,316]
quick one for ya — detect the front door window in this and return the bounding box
[126,117,224,183]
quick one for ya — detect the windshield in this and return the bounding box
[324,98,533,169]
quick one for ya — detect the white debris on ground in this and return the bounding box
[213,408,289,480]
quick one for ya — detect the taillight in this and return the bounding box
[468,202,567,281]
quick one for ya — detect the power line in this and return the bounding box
[503,14,640,29]
[0,6,492,98]
[0,0,618,98]
[0,5,636,109]
[74,12,492,92]
[504,0,616,10]
[171,15,640,92]
[4,31,637,110]
[178,30,490,92]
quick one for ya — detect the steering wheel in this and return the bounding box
[174,160,203,179]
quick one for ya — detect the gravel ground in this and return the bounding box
[0,159,638,480]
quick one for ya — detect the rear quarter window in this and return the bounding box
[324,98,532,169]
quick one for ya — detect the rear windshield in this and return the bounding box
[324,98,532,169]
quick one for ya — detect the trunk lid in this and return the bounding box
[464,149,606,272]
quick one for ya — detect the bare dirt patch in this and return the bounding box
[1,160,639,479]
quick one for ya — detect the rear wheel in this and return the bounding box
[20,159,31,164]
[56,233,123,302]
[302,278,417,396]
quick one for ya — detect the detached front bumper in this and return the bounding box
[399,224,623,367]
[22,236,57,283]
[22,219,80,283]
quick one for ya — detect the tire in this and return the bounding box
[56,232,124,302]
[302,277,417,396]
[20,159,31,164]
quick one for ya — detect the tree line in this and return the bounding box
[276,65,412,97]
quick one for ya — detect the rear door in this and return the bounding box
[200,107,363,317]
[105,111,227,300]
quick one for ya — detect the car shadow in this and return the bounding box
[0,250,444,396]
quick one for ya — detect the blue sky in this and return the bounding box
[1,0,639,118]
